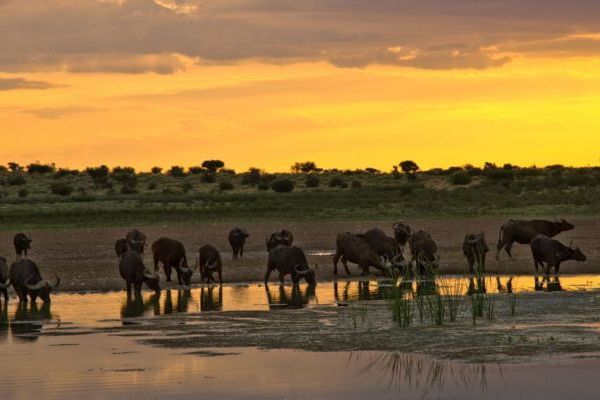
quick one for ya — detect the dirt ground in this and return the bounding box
[0,216,598,291]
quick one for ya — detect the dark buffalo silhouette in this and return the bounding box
[462,232,489,274]
[9,259,60,303]
[333,233,390,276]
[115,238,128,259]
[408,231,438,276]
[496,219,574,261]
[265,284,316,309]
[198,245,223,284]
[530,234,586,275]
[126,229,147,253]
[392,222,412,248]
[266,229,294,252]
[151,237,195,285]
[119,251,160,297]
[0,257,10,301]
[357,228,404,263]
[13,233,32,259]
[228,227,250,259]
[264,245,316,285]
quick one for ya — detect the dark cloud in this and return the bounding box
[21,106,102,119]
[0,0,599,73]
[0,76,55,90]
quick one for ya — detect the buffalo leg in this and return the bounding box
[1,288,7,301]
[126,282,132,298]
[165,264,172,282]
[134,282,142,294]
[555,262,561,276]
[341,256,351,275]
[278,272,285,285]
[263,268,272,285]
[218,269,223,284]
[333,250,341,275]
[176,270,183,286]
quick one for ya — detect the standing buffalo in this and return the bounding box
[496,219,574,261]
[357,228,403,261]
[9,259,60,303]
[462,232,489,274]
[333,233,389,276]
[266,229,294,252]
[408,231,438,276]
[530,235,586,275]
[392,222,412,248]
[264,245,316,285]
[13,233,32,259]
[115,238,128,259]
[119,251,160,297]
[0,257,10,301]
[151,237,195,285]
[228,227,250,259]
[126,229,147,253]
[198,245,223,284]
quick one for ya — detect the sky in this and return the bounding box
[1,0,600,172]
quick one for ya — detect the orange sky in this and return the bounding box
[1,1,600,172]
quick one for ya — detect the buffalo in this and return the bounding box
[198,245,223,284]
[115,238,128,259]
[0,257,10,301]
[392,222,412,248]
[264,245,316,285]
[126,228,147,253]
[333,233,390,276]
[119,251,160,297]
[496,219,574,261]
[357,228,404,264]
[462,232,489,274]
[408,231,438,276]
[266,229,294,252]
[530,234,586,275]
[151,237,196,285]
[9,259,60,303]
[13,233,32,259]
[229,227,250,259]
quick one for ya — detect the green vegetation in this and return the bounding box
[0,161,598,229]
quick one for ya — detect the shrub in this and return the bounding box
[305,175,320,188]
[485,168,514,183]
[351,180,362,189]
[168,166,186,177]
[219,181,234,191]
[86,165,110,187]
[220,168,236,175]
[112,166,135,175]
[151,167,163,175]
[55,168,80,178]
[257,181,270,191]
[26,162,55,174]
[201,173,216,183]
[120,183,138,195]
[188,166,205,175]
[147,182,157,190]
[17,188,28,198]
[329,177,348,189]
[50,182,74,196]
[449,171,473,185]
[241,168,262,185]
[7,162,21,172]
[0,166,6,172]
[7,175,26,185]
[291,161,320,174]
[271,179,295,193]
[181,182,193,193]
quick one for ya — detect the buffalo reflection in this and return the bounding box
[163,289,192,314]
[200,285,223,311]
[333,281,383,303]
[265,284,316,309]
[120,292,160,320]
[535,276,563,292]
[10,302,52,342]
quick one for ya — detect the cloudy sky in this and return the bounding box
[1,0,600,171]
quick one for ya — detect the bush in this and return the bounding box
[351,180,362,189]
[271,179,295,193]
[151,167,163,175]
[188,166,205,175]
[27,162,55,174]
[86,165,110,187]
[147,182,157,190]
[257,181,270,191]
[168,166,186,177]
[201,160,225,174]
[305,175,320,188]
[120,183,138,195]
[17,188,28,198]
[219,181,234,191]
[55,168,80,178]
[449,171,473,185]
[7,175,26,185]
[112,166,135,175]
[50,182,74,196]
[241,168,262,185]
[181,182,193,193]
[329,177,348,189]
[201,173,216,183]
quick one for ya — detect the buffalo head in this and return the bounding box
[25,273,60,303]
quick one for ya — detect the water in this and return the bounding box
[1,275,600,399]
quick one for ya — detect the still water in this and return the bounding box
[1,275,600,399]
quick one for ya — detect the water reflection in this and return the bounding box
[11,302,52,342]
[265,284,317,309]
[120,292,160,319]
[535,276,563,292]
[200,285,223,311]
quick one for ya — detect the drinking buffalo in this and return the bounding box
[115,238,128,259]
[228,227,250,259]
[119,251,160,297]
[392,222,412,248]
[151,237,195,285]
[9,259,60,303]
[264,245,316,285]
[333,233,390,276]
[462,232,489,274]
[13,233,32,259]
[357,228,403,261]
[198,245,223,284]
[408,231,438,276]
[530,234,586,275]
[126,229,147,253]
[496,219,574,261]
[0,257,10,301]
[266,229,294,252]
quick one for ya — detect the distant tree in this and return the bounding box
[291,161,320,174]
[399,160,419,182]
[188,166,205,175]
[449,171,473,185]
[85,165,110,187]
[365,167,380,174]
[26,162,55,174]
[8,162,21,172]
[391,165,401,179]
[0,165,7,172]
[201,160,225,174]
[241,168,262,186]
[167,166,186,177]
[329,177,348,188]
[483,162,497,171]
[112,166,135,175]
[305,175,320,188]
[50,182,74,196]
[151,167,163,175]
[271,179,295,193]
[55,168,80,178]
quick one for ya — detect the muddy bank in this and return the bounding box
[0,216,598,291]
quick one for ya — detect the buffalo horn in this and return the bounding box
[25,277,48,291]
[179,258,192,274]
[207,260,219,270]
[294,264,309,276]
[0,279,10,289]
[143,269,159,280]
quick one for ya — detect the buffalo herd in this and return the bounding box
[0,217,588,302]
